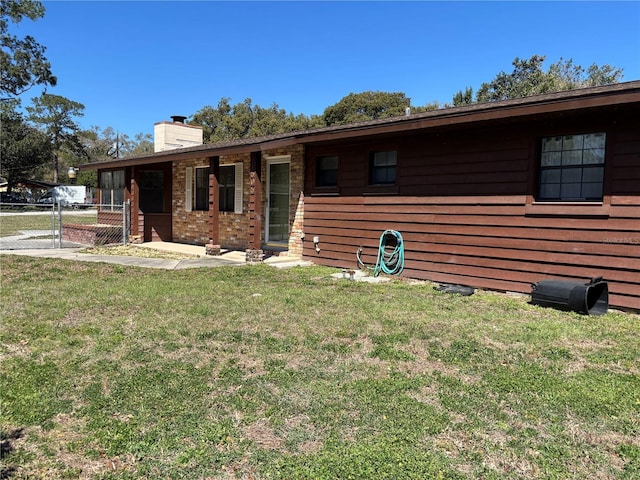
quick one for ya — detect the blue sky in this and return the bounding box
[12,0,640,138]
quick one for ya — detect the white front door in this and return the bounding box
[266,158,290,245]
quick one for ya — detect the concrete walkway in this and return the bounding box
[0,242,313,270]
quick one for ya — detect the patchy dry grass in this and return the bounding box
[79,244,197,260]
[1,255,639,479]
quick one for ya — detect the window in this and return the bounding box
[185,166,209,211]
[100,170,124,208]
[369,150,397,185]
[538,133,606,201]
[219,165,235,212]
[194,167,209,211]
[186,163,242,214]
[316,156,338,187]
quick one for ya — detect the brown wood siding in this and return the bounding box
[611,129,640,195]
[303,115,640,311]
[137,212,144,239]
[142,213,172,242]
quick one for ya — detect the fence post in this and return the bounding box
[122,199,130,245]
[50,203,56,248]
[57,202,62,248]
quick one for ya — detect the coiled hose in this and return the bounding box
[356,230,405,277]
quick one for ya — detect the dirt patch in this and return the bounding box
[57,308,89,327]
[0,338,31,361]
[242,418,283,450]
[3,414,136,479]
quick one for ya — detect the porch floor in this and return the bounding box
[138,242,311,268]
[138,242,237,258]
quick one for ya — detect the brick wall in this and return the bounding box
[219,153,250,249]
[171,145,305,255]
[289,191,304,257]
[62,224,122,246]
[172,155,251,248]
[172,157,210,245]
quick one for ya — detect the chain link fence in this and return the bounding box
[0,201,130,250]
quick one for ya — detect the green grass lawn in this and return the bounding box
[1,255,638,479]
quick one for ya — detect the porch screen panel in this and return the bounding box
[100,170,124,209]
[139,171,164,213]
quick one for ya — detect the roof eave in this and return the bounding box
[80,81,640,170]
[301,82,640,144]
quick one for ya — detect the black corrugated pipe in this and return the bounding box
[530,277,608,315]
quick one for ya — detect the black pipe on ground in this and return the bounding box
[530,277,608,315]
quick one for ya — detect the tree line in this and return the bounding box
[0,0,625,192]
[1,0,153,191]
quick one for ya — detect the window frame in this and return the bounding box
[368,150,397,186]
[526,130,610,217]
[536,132,606,203]
[208,162,243,214]
[218,165,235,213]
[99,169,125,209]
[315,155,339,188]
[193,166,210,211]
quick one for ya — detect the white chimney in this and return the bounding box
[154,116,203,152]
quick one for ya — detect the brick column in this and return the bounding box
[207,156,220,252]
[247,151,263,260]
[288,191,304,257]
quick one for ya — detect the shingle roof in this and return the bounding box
[81,80,640,170]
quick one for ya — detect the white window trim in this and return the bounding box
[234,162,243,214]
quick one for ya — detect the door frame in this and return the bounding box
[265,155,291,246]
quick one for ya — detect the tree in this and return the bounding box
[127,132,153,157]
[322,91,411,126]
[191,98,245,143]
[79,126,153,163]
[251,103,322,137]
[547,58,623,90]
[55,128,152,188]
[452,87,474,107]
[27,93,86,182]
[475,55,555,102]
[1,0,56,100]
[454,55,624,105]
[191,98,322,143]
[190,94,444,142]
[0,109,52,190]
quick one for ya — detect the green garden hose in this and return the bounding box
[357,230,405,277]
